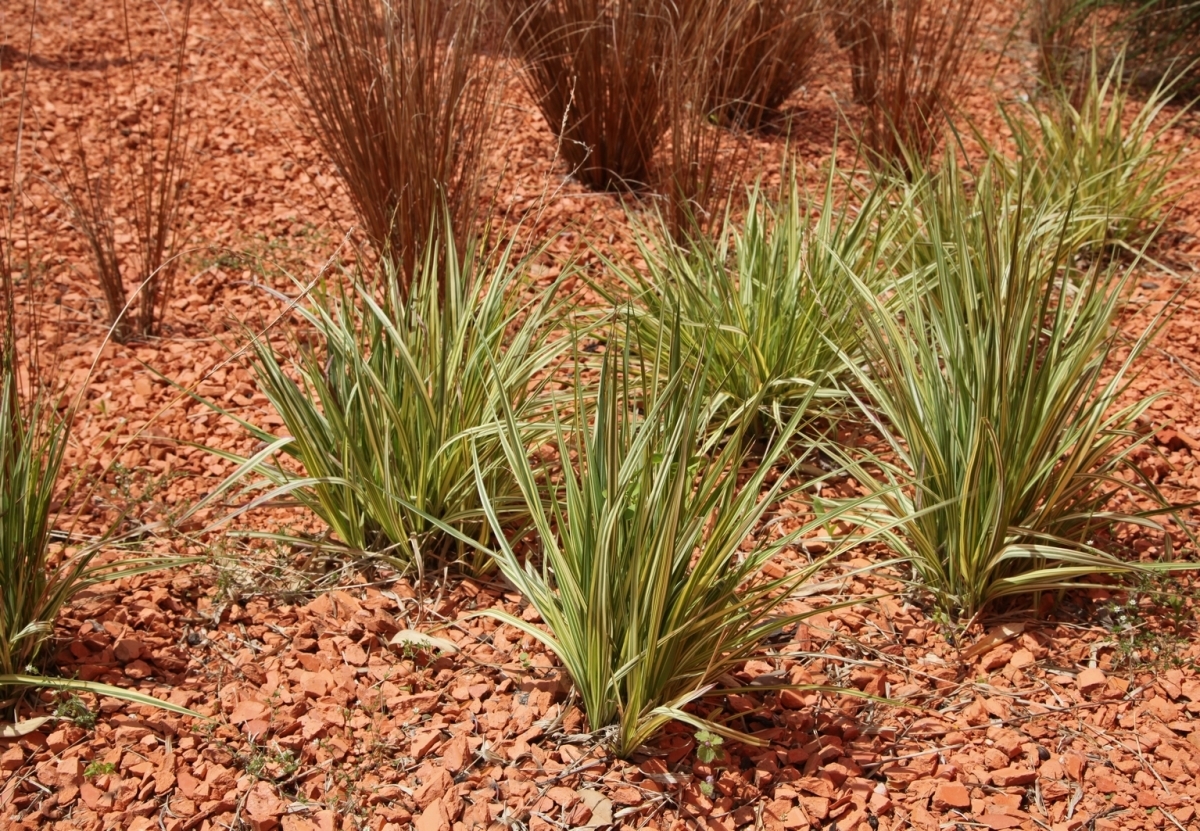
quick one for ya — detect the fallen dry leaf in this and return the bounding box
[0,718,51,739]
[389,629,459,654]
[579,789,614,828]
[961,622,1026,659]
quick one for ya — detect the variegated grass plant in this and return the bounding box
[474,323,872,757]
[998,50,1187,255]
[827,155,1188,622]
[0,313,186,710]
[209,224,574,575]
[602,169,896,439]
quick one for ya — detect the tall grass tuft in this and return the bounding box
[501,0,679,191]
[998,51,1186,255]
[707,0,821,129]
[1109,0,1200,94]
[1029,0,1093,88]
[270,0,495,292]
[503,0,744,218]
[475,323,859,758]
[48,0,197,342]
[211,223,573,575]
[0,276,202,714]
[654,1,755,239]
[0,328,76,692]
[604,169,895,439]
[834,0,981,169]
[829,156,1187,622]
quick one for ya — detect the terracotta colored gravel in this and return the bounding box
[5,1,1200,830]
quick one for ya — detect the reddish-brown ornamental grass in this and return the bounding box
[834,0,982,168]
[269,0,496,294]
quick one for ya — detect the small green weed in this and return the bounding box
[241,742,300,780]
[695,729,724,797]
[1100,572,1197,669]
[695,729,724,763]
[84,761,116,778]
[54,693,97,729]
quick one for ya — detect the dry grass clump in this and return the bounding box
[707,0,822,129]
[501,0,681,192]
[1030,0,1094,88]
[502,0,747,229]
[270,0,496,293]
[833,0,981,168]
[655,2,758,239]
[1112,0,1200,93]
[47,0,197,343]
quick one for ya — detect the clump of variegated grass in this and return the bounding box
[203,219,576,576]
[600,165,898,440]
[833,0,982,170]
[0,352,202,715]
[471,321,876,758]
[269,0,495,294]
[825,153,1191,622]
[996,49,1188,255]
[0,357,192,713]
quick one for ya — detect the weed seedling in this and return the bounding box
[695,729,724,797]
[84,761,116,778]
[54,694,97,730]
